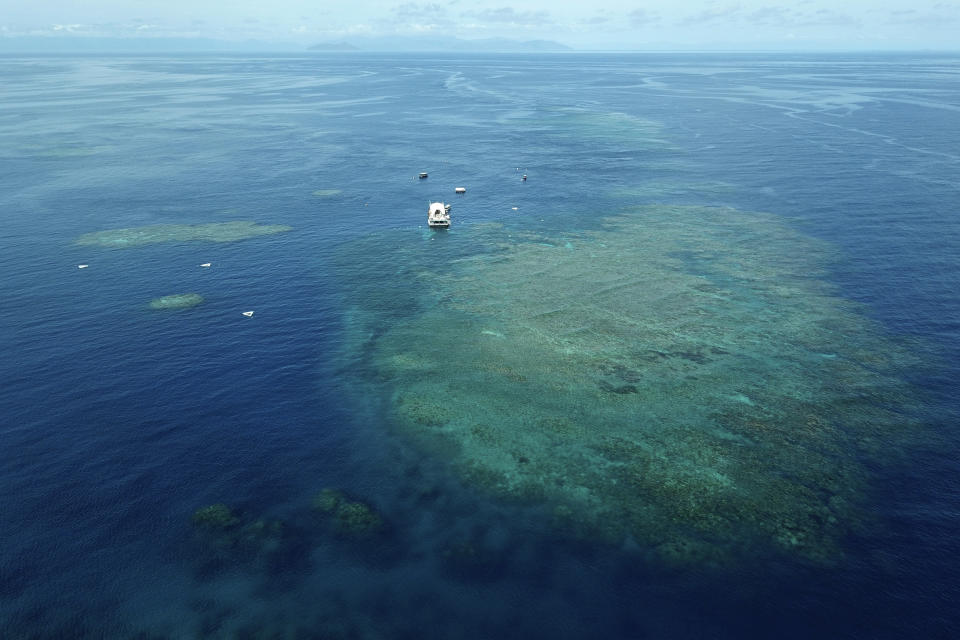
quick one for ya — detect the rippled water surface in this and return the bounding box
[1,52,959,638]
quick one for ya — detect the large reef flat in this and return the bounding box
[76,221,292,248]
[340,205,924,567]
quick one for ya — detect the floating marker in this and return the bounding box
[77,264,89,269]
[242,311,254,317]
[200,262,211,267]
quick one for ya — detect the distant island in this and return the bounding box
[0,35,572,54]
[307,42,360,52]
[308,36,573,53]
[0,36,301,53]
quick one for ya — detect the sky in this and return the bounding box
[3,1,960,50]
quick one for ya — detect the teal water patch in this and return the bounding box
[6,143,114,158]
[339,205,925,567]
[503,107,680,158]
[311,189,343,197]
[611,180,738,200]
[76,221,292,248]
[541,108,675,149]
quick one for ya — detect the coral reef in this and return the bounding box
[312,489,385,539]
[339,205,924,566]
[190,504,296,576]
[148,293,204,310]
[192,504,239,530]
[76,221,292,248]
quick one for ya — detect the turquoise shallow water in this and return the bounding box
[1,52,959,638]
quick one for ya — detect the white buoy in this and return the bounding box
[77,264,89,269]
[242,311,254,317]
[200,262,211,267]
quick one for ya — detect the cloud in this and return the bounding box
[584,15,611,26]
[627,9,661,27]
[391,2,449,20]
[342,23,377,35]
[678,5,743,26]
[886,4,960,25]
[793,8,859,27]
[466,7,553,27]
[384,2,454,32]
[675,4,860,29]
[745,7,797,27]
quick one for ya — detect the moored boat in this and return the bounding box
[428,202,451,228]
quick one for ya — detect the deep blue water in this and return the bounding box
[1,52,959,638]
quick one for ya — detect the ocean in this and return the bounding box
[1,52,958,638]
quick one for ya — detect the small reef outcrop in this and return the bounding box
[148,293,204,310]
[188,490,390,582]
[192,503,240,530]
[312,489,385,539]
[189,504,296,577]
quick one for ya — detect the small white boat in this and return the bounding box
[200,262,211,268]
[242,311,254,317]
[77,264,89,269]
[419,172,429,179]
[428,201,451,228]
[454,187,466,194]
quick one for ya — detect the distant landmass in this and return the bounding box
[0,35,572,54]
[307,41,360,52]
[0,36,302,53]
[309,36,573,53]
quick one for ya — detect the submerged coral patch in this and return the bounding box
[544,109,671,148]
[148,293,204,310]
[342,205,923,566]
[312,489,385,539]
[192,504,240,531]
[76,221,292,248]
[189,504,295,576]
